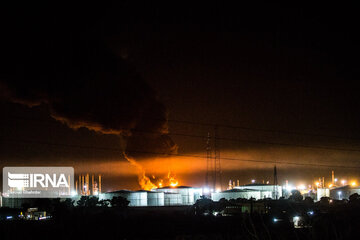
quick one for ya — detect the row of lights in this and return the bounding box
[244,178,358,191]
[315,179,357,188]
[202,187,222,194]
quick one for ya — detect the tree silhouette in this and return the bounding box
[349,193,360,204]
[289,190,303,202]
[110,196,129,208]
[76,196,99,207]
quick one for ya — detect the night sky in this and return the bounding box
[1,3,360,191]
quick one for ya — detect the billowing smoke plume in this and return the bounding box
[0,8,177,166]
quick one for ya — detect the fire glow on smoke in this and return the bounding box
[124,153,179,190]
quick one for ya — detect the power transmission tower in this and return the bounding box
[273,165,278,199]
[214,125,222,191]
[205,132,212,189]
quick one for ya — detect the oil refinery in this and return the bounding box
[2,169,360,208]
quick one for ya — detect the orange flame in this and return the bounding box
[124,153,179,190]
[167,171,179,187]
[124,153,157,190]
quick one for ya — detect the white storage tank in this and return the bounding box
[317,188,330,201]
[234,184,283,199]
[147,191,164,206]
[155,186,195,205]
[99,190,147,207]
[211,189,261,201]
[260,191,273,199]
[164,192,182,206]
[193,188,203,202]
[129,191,148,206]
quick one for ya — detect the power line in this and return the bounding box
[4,115,360,142]
[1,137,360,169]
[3,116,360,153]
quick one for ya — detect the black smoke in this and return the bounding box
[0,4,177,158]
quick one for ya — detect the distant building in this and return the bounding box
[234,184,282,199]
[212,184,282,201]
[329,185,360,200]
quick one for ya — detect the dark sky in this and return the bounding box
[1,3,360,191]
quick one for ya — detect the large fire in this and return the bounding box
[168,171,179,187]
[124,153,179,190]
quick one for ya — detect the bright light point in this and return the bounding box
[308,211,314,215]
[285,184,295,191]
[351,181,357,187]
[273,218,278,223]
[328,184,333,188]
[315,182,319,187]
[251,179,255,183]
[297,184,306,190]
[334,178,338,182]
[203,187,209,194]
[338,191,342,200]
[341,180,346,185]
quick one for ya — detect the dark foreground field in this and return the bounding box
[1,205,360,240]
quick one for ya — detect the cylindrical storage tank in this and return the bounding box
[177,188,195,205]
[211,189,261,201]
[164,193,182,206]
[155,186,195,205]
[317,188,330,201]
[260,191,273,199]
[243,191,261,200]
[128,191,148,206]
[147,191,164,206]
[99,190,133,206]
[193,188,202,202]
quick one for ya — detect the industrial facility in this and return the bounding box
[76,173,102,196]
[99,186,203,207]
[212,184,282,201]
[98,183,283,207]
[3,168,360,208]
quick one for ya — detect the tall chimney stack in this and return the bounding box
[99,174,102,194]
[82,175,85,195]
[92,174,94,195]
[86,174,89,195]
[68,175,71,195]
